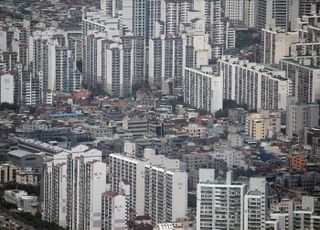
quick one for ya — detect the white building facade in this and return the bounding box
[184,66,223,114]
[197,170,247,230]
[0,74,14,104]
[43,146,107,230]
[219,55,290,111]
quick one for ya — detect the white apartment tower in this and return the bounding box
[244,178,267,230]
[186,34,211,68]
[184,66,223,114]
[149,22,211,92]
[109,153,147,216]
[144,165,188,223]
[30,29,81,101]
[257,0,290,31]
[286,97,320,139]
[205,0,224,59]
[109,149,188,224]
[196,169,247,230]
[147,0,165,40]
[281,59,320,104]
[244,0,256,28]
[219,55,290,111]
[100,35,145,97]
[18,71,41,106]
[32,37,50,101]
[0,74,14,104]
[101,192,127,230]
[101,0,117,17]
[43,145,107,230]
[81,12,121,88]
[224,0,244,23]
[165,0,191,35]
[262,26,299,65]
[43,160,68,227]
[149,34,187,91]
[293,196,320,230]
[82,13,145,94]
[55,47,81,92]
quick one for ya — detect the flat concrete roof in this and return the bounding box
[8,149,36,158]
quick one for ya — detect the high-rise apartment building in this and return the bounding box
[43,145,107,230]
[274,0,290,30]
[244,178,268,230]
[196,169,247,230]
[197,170,268,230]
[81,12,121,88]
[219,55,290,111]
[30,29,81,102]
[184,30,211,68]
[164,0,191,35]
[82,12,145,94]
[17,70,42,106]
[298,0,317,18]
[293,196,320,230]
[224,0,244,23]
[68,158,107,230]
[257,0,295,31]
[204,0,224,59]
[0,20,31,71]
[146,0,165,40]
[109,153,147,216]
[149,34,186,91]
[256,0,273,30]
[3,52,18,71]
[225,21,236,50]
[286,97,320,139]
[244,0,256,28]
[122,0,164,41]
[149,19,211,92]
[144,164,187,223]
[0,74,14,104]
[132,0,147,37]
[101,34,145,96]
[193,0,225,59]
[101,0,117,17]
[278,15,320,104]
[184,66,223,114]
[262,26,299,65]
[101,192,127,230]
[83,30,144,96]
[109,148,187,224]
[281,59,320,104]
[55,47,81,93]
[0,21,82,106]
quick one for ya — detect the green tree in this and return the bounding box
[215,99,249,118]
[3,182,40,196]
[236,29,261,51]
[0,154,8,163]
[0,103,19,112]
[0,197,18,209]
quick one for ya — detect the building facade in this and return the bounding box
[43,146,107,229]
[197,170,247,230]
[184,66,223,114]
[219,56,290,111]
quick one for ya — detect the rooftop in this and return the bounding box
[49,113,84,118]
[247,189,262,196]
[8,149,36,158]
